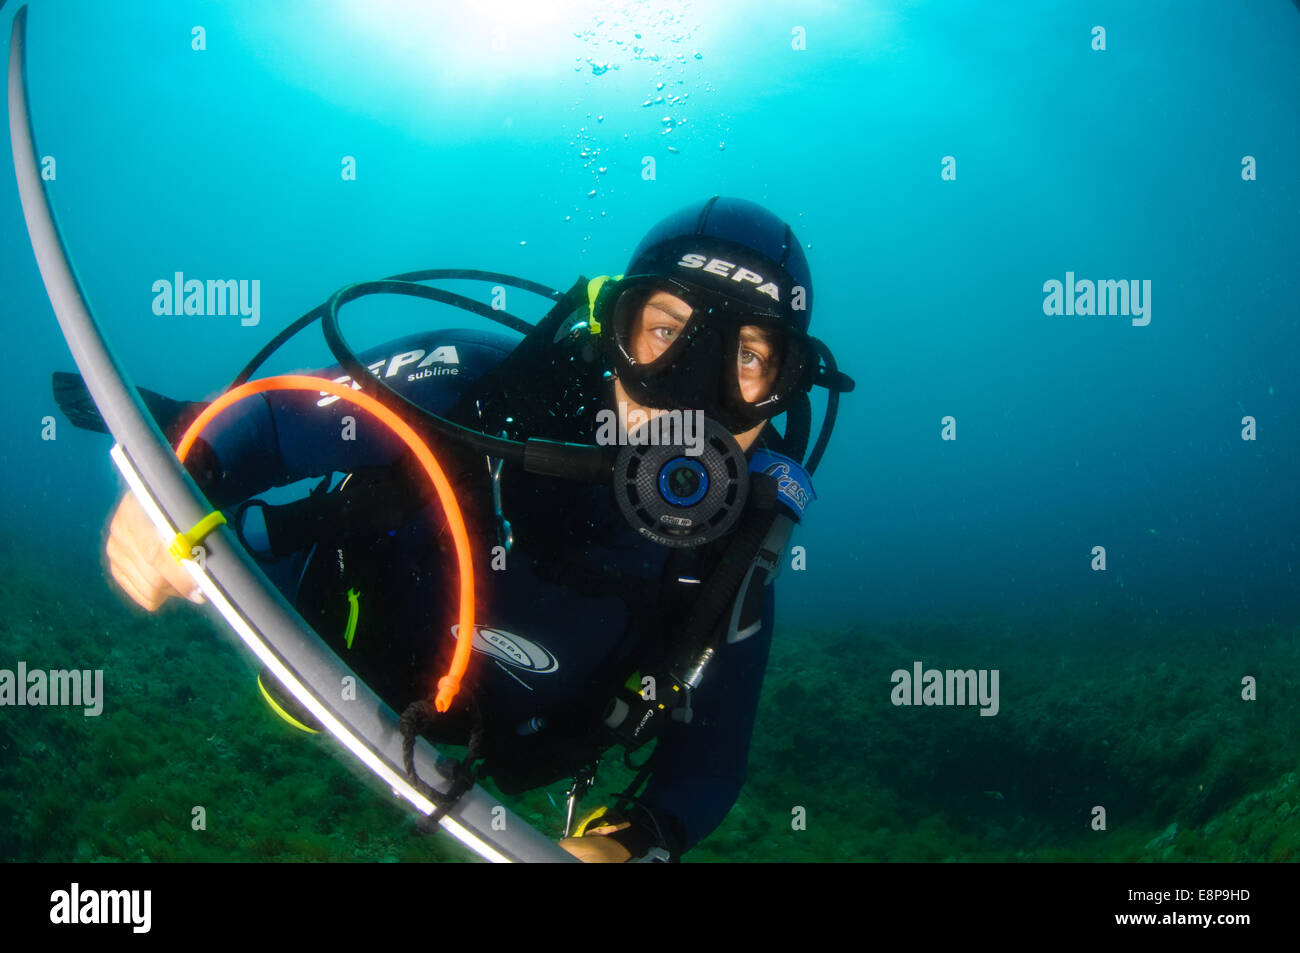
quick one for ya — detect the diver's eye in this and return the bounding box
[642,317,685,360]
[738,346,775,377]
[631,291,692,364]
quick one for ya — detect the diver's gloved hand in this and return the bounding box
[105,493,206,611]
[558,820,634,863]
[557,806,681,862]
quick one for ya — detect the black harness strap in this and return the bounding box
[770,391,812,464]
[447,276,592,436]
[671,475,781,665]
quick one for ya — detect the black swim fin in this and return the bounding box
[52,371,208,439]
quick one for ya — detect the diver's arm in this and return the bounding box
[560,583,777,862]
[626,584,777,858]
[185,390,410,506]
[102,389,398,612]
[102,330,506,611]
[176,328,516,503]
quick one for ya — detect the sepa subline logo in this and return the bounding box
[450,625,559,673]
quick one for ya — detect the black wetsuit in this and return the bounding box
[188,327,777,856]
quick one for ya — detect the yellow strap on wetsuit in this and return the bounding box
[585,274,622,335]
[168,510,227,563]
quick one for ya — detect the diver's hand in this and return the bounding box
[106,493,205,611]
[558,821,634,863]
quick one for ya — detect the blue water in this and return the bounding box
[5,0,1296,630]
[1,0,1298,862]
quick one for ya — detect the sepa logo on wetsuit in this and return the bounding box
[450,624,559,673]
[317,345,462,407]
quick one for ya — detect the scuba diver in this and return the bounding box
[98,196,852,862]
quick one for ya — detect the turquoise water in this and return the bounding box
[1,0,1298,862]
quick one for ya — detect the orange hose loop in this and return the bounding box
[176,374,474,712]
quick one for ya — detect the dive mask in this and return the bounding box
[596,276,816,435]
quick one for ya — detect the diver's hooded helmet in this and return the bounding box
[597,196,817,434]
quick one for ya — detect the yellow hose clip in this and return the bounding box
[168,510,227,564]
